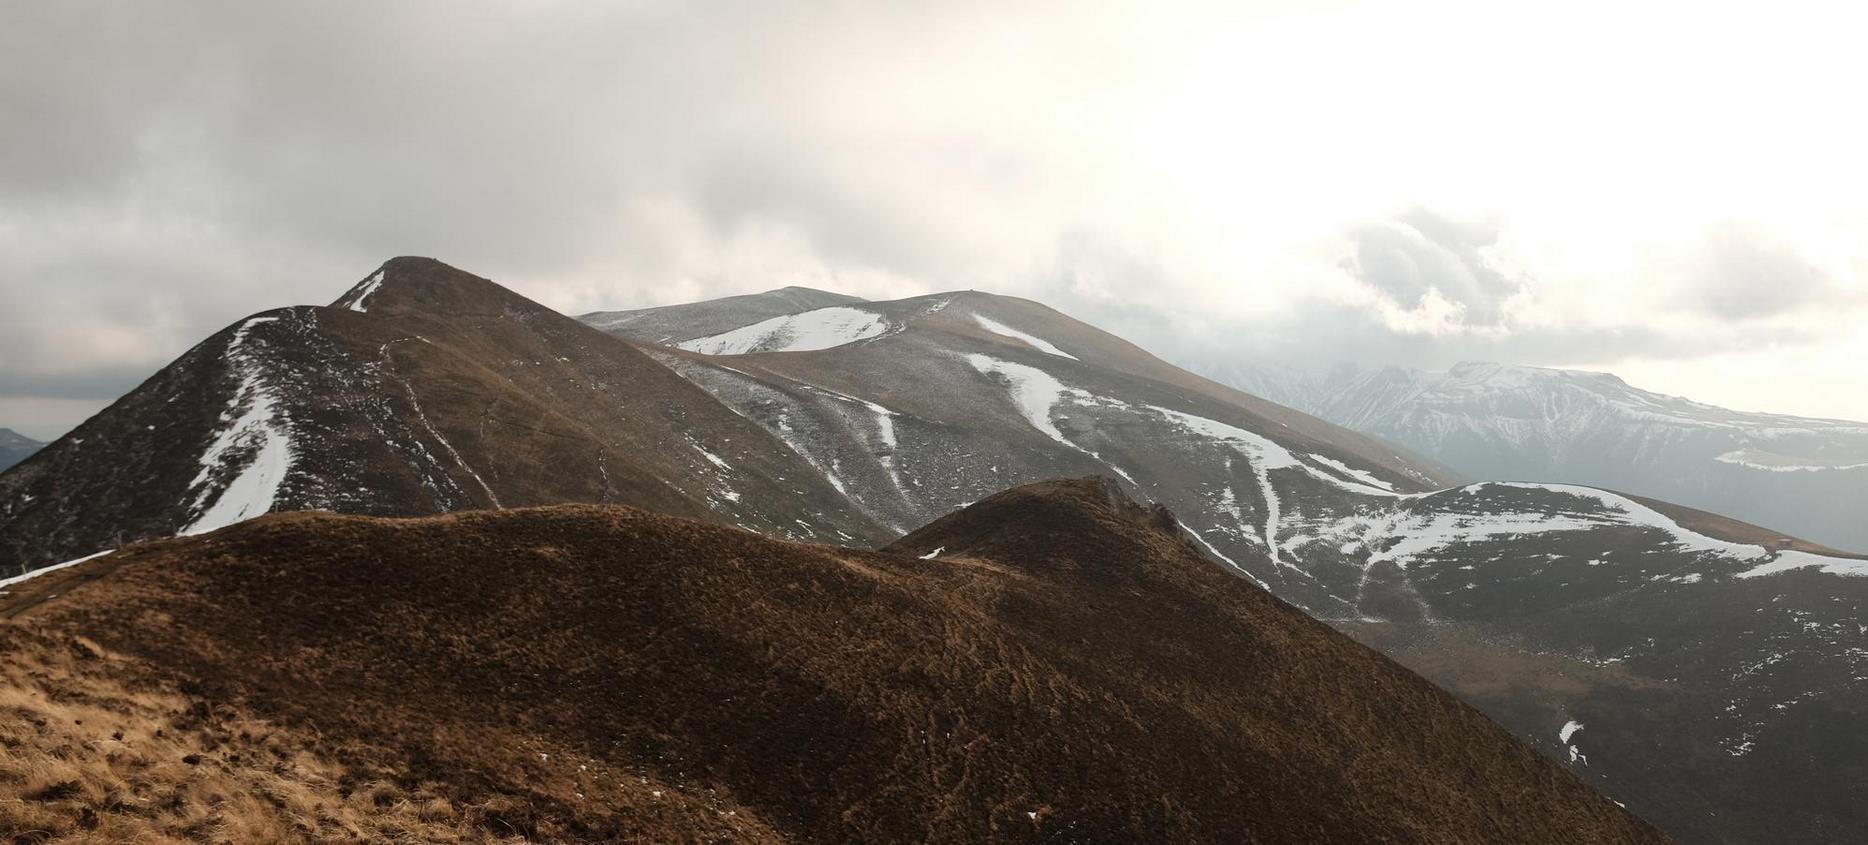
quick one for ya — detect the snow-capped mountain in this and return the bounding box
[5,259,1865,841]
[0,428,40,473]
[1218,361,1868,554]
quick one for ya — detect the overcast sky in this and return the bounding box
[4,0,1865,439]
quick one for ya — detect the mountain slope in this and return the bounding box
[585,289,1868,844]
[593,290,1458,558]
[0,479,1666,843]
[0,428,40,473]
[0,258,884,574]
[1224,361,1868,553]
[578,285,864,345]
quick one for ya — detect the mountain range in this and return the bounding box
[2,257,1864,842]
[1216,360,1868,553]
[0,428,40,473]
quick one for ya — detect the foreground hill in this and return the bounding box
[1222,360,1868,553]
[0,479,1664,843]
[0,428,39,473]
[0,258,883,573]
[588,289,1868,843]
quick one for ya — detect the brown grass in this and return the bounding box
[4,478,1667,843]
[0,625,551,844]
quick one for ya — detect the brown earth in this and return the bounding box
[1,478,1664,843]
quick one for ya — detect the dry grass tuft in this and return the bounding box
[0,625,532,844]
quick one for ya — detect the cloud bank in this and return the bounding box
[2,0,1865,437]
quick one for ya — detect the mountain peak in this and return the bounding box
[886,477,1187,578]
[768,284,865,302]
[1443,361,1628,389]
[329,257,546,318]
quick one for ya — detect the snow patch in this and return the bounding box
[1735,550,1868,580]
[181,316,297,535]
[919,546,944,560]
[1559,720,1588,764]
[1363,509,1605,571]
[965,355,1080,448]
[342,270,387,312]
[972,314,1077,360]
[1146,405,1409,579]
[677,307,891,355]
[1715,449,1868,473]
[1491,483,1770,561]
[1183,525,1273,590]
[695,444,732,470]
[1301,453,1398,492]
[0,549,114,590]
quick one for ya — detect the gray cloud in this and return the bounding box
[1342,209,1523,327]
[1,2,1862,437]
[1022,227,1820,387]
[1681,223,1834,319]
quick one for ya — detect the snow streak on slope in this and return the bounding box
[965,355,1078,446]
[1303,454,1398,492]
[340,270,387,312]
[964,354,1135,483]
[1735,550,1868,579]
[1714,449,1868,472]
[1148,406,1302,568]
[0,548,113,589]
[1147,407,1402,499]
[1339,507,1605,570]
[181,317,297,535]
[806,386,905,493]
[1491,483,1770,560]
[972,314,1078,359]
[677,307,891,355]
[963,354,1407,576]
[377,338,504,510]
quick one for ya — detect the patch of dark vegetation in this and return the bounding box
[2,478,1665,843]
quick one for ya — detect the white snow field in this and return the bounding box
[677,306,892,355]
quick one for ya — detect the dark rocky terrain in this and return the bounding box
[0,429,38,473]
[1220,360,1868,553]
[0,258,883,575]
[0,479,1666,844]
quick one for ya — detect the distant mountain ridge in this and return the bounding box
[579,285,865,345]
[1215,360,1868,553]
[0,428,40,473]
